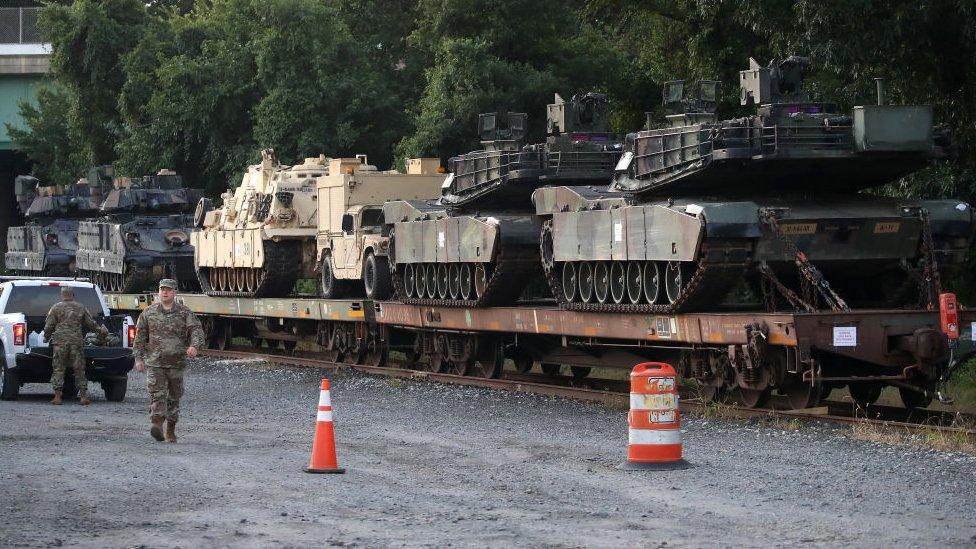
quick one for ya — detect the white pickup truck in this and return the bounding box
[0,277,135,401]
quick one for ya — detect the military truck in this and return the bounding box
[315,156,444,299]
[5,173,106,277]
[76,169,201,292]
[383,93,623,307]
[192,150,322,297]
[531,56,974,409]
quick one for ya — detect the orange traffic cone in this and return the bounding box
[304,378,346,474]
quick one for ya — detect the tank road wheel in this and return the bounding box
[448,264,461,299]
[643,262,661,304]
[415,264,427,298]
[474,264,489,299]
[665,261,687,304]
[364,253,391,300]
[785,381,822,410]
[403,264,417,298]
[208,268,219,293]
[472,339,504,379]
[739,388,771,409]
[899,386,933,411]
[319,255,343,299]
[578,262,594,303]
[436,264,449,300]
[424,264,437,299]
[245,269,257,293]
[217,268,229,292]
[237,268,248,293]
[459,264,473,300]
[625,262,643,304]
[610,262,626,304]
[848,382,883,409]
[561,263,578,302]
[593,262,610,304]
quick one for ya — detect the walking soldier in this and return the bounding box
[133,279,205,442]
[44,286,108,405]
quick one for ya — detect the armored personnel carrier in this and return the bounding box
[192,150,322,297]
[5,172,106,276]
[316,156,444,299]
[533,56,973,315]
[383,93,623,306]
[76,169,202,292]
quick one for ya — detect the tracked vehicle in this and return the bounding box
[76,170,201,292]
[5,172,106,276]
[383,93,623,307]
[534,57,972,315]
[533,56,974,409]
[192,150,323,297]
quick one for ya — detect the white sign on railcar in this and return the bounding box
[832,326,857,347]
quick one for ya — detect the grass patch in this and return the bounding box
[850,419,976,455]
[387,377,407,389]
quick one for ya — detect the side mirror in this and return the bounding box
[341,214,354,232]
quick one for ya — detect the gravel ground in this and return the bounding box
[1,357,974,548]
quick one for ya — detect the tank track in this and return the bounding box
[543,239,752,314]
[392,245,542,307]
[198,240,300,298]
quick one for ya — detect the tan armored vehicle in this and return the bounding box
[192,149,324,297]
[316,156,443,299]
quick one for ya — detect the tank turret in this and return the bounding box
[100,169,201,214]
[614,56,942,196]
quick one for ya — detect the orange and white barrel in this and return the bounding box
[621,362,690,470]
[304,378,346,474]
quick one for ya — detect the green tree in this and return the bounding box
[5,86,89,185]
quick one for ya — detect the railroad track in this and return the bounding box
[200,348,976,444]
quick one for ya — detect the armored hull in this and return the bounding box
[75,170,201,291]
[192,150,324,297]
[534,57,975,314]
[76,214,197,292]
[385,93,622,307]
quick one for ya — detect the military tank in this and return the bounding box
[5,172,106,276]
[75,169,202,292]
[192,149,323,297]
[533,56,973,314]
[383,92,623,306]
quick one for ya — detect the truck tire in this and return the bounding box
[319,255,344,299]
[364,253,391,300]
[102,378,127,402]
[0,357,19,401]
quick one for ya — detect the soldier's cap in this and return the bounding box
[158,278,178,290]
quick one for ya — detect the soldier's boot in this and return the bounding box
[79,390,91,406]
[50,390,63,406]
[165,420,177,443]
[150,416,165,442]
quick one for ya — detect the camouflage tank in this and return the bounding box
[75,169,202,292]
[192,149,323,297]
[4,171,107,276]
[383,93,623,306]
[533,56,973,315]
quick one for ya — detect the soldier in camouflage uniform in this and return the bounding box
[133,279,205,443]
[43,286,108,405]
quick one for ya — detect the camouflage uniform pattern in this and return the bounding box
[43,300,102,392]
[133,302,205,421]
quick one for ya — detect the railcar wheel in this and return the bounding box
[424,264,438,299]
[609,262,626,304]
[448,264,461,299]
[700,384,727,404]
[404,264,417,298]
[570,366,591,379]
[540,363,561,376]
[561,263,578,302]
[593,262,610,304]
[472,340,504,379]
[898,386,932,410]
[459,264,473,300]
[436,264,449,299]
[848,382,883,409]
[474,264,489,299]
[785,381,822,410]
[665,261,685,304]
[578,262,594,303]
[282,340,298,353]
[512,353,534,374]
[357,340,388,367]
[449,359,470,376]
[739,387,770,408]
[323,347,343,364]
[643,262,660,304]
